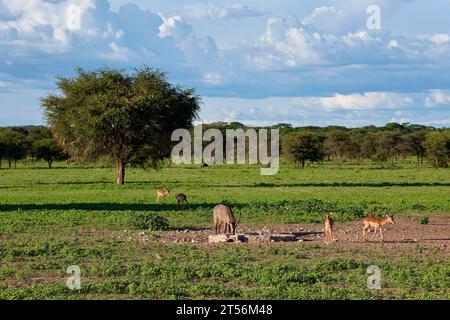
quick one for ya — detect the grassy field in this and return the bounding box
[0,161,449,299]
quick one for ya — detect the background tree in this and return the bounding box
[375,131,403,164]
[425,132,450,168]
[42,67,200,184]
[0,137,4,168]
[282,132,325,167]
[0,129,26,168]
[405,130,427,165]
[32,139,68,168]
[324,130,353,164]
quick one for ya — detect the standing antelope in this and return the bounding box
[324,213,334,243]
[176,193,188,209]
[213,204,241,235]
[155,188,170,203]
[363,215,395,241]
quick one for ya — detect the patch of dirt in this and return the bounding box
[142,214,450,256]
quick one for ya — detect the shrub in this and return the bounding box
[418,216,429,225]
[129,212,170,231]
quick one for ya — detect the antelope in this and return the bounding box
[324,213,334,243]
[213,204,241,235]
[363,215,395,241]
[176,193,188,209]
[155,188,170,203]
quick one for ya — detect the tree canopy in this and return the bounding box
[42,66,200,184]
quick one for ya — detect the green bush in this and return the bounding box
[418,216,430,225]
[128,212,170,231]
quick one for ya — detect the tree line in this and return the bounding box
[1,66,449,186]
[0,126,68,168]
[279,123,450,168]
[1,122,449,171]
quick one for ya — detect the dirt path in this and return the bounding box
[151,214,450,255]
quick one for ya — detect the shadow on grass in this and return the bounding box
[3,181,450,190]
[0,202,248,212]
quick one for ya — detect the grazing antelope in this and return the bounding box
[324,213,334,243]
[363,215,395,241]
[176,193,188,209]
[155,188,170,203]
[213,204,241,235]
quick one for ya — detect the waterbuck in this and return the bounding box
[155,188,170,203]
[176,193,188,209]
[213,204,241,235]
[363,215,395,241]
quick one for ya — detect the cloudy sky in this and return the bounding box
[1,0,450,127]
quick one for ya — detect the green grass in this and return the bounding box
[0,160,449,299]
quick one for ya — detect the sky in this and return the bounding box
[1,0,450,127]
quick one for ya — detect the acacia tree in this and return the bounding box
[406,130,427,165]
[324,130,353,164]
[42,67,200,184]
[425,132,450,168]
[33,139,68,168]
[375,131,403,164]
[0,129,26,168]
[282,132,325,167]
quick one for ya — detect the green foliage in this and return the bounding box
[129,212,170,231]
[32,139,67,168]
[282,132,325,167]
[0,128,27,168]
[41,66,200,184]
[418,216,430,225]
[425,132,450,168]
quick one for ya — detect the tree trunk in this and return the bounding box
[116,158,125,185]
[48,161,52,169]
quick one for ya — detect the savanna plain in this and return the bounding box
[0,161,449,300]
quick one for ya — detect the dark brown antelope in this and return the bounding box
[213,204,241,234]
[324,213,334,243]
[176,193,188,209]
[155,188,170,203]
[363,215,395,241]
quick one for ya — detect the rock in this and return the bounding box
[208,234,230,243]
[208,234,246,243]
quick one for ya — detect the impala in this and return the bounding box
[155,188,170,203]
[363,215,395,241]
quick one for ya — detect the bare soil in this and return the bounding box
[148,214,450,255]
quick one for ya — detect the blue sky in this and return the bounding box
[1,0,450,127]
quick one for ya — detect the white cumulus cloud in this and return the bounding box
[183,3,268,21]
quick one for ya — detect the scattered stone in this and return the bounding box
[208,234,230,243]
